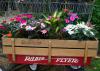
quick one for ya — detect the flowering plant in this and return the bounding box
[0,9,97,40]
[0,14,47,38]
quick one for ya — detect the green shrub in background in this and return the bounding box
[85,59,100,71]
[86,0,100,71]
[92,0,100,39]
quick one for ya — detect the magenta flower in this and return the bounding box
[15,17,22,22]
[0,25,6,30]
[75,15,79,19]
[65,19,70,23]
[20,20,27,28]
[17,14,22,17]
[71,13,77,17]
[26,14,33,18]
[21,14,33,18]
[70,16,75,21]
[69,12,79,21]
[10,18,15,22]
[21,20,27,24]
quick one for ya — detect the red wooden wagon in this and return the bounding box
[2,37,98,70]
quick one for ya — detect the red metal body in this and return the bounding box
[8,55,91,66]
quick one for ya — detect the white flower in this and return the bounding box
[76,22,95,37]
[77,22,92,30]
[68,30,75,35]
[40,23,45,28]
[64,24,77,35]
[41,29,48,34]
[25,25,36,31]
[64,24,76,31]
[63,22,95,37]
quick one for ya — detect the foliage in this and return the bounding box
[43,10,63,33]
[92,0,100,39]
[0,9,97,40]
[85,59,100,71]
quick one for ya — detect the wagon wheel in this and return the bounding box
[0,66,6,71]
[29,64,38,71]
[69,66,84,71]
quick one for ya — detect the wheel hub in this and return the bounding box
[0,68,3,71]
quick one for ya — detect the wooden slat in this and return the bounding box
[86,41,98,48]
[3,47,97,57]
[2,38,49,47]
[2,38,12,45]
[2,38,98,48]
[51,40,85,48]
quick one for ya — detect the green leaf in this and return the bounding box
[44,20,51,25]
[52,18,57,23]
[42,14,48,19]
[57,11,63,17]
[53,10,58,18]
[55,27,59,33]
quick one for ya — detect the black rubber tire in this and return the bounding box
[0,66,7,71]
[70,66,84,71]
[29,64,38,71]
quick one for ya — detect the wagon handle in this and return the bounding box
[11,38,16,61]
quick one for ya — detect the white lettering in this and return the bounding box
[24,56,45,61]
[56,58,79,63]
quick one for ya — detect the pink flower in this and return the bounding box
[70,16,75,21]
[65,19,70,23]
[2,20,6,23]
[15,17,22,22]
[21,20,27,24]
[68,12,74,15]
[41,29,48,34]
[0,25,6,30]
[56,17,60,21]
[69,12,77,16]
[75,15,79,19]
[26,14,33,18]
[21,14,33,18]
[63,8,69,12]
[47,16,52,20]
[86,22,93,28]
[69,12,79,20]
[20,20,27,28]
[10,18,15,22]
[17,14,22,17]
